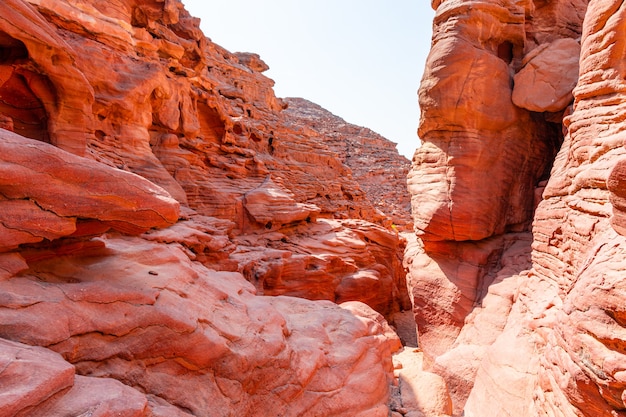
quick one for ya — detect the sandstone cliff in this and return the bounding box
[5,0,624,415]
[408,0,626,415]
[283,97,413,231]
[0,0,412,415]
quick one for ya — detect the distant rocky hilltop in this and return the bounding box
[283,97,412,230]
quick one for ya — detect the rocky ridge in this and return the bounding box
[283,97,413,231]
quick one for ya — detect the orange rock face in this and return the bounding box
[0,0,412,415]
[407,0,626,415]
[0,130,179,249]
[283,97,413,231]
[1,237,398,416]
[407,1,574,381]
[512,38,581,113]
[411,1,559,243]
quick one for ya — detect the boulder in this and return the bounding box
[0,131,179,250]
[513,38,581,112]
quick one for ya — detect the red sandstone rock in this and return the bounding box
[232,218,411,317]
[283,97,413,231]
[0,253,28,280]
[408,0,626,415]
[607,157,626,235]
[243,175,321,226]
[512,38,581,112]
[0,338,74,416]
[341,301,403,353]
[28,375,150,417]
[0,130,180,250]
[0,337,195,416]
[488,0,626,413]
[0,6,410,417]
[143,207,238,270]
[235,52,270,72]
[0,0,410,415]
[411,0,557,241]
[405,232,532,360]
[0,0,94,155]
[392,349,452,417]
[432,236,531,413]
[0,235,398,416]
[402,0,626,416]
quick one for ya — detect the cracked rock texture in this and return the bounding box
[283,97,413,231]
[0,0,412,415]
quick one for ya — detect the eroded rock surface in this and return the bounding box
[0,130,180,250]
[407,0,626,415]
[512,37,581,112]
[1,236,398,417]
[0,0,412,415]
[283,97,413,231]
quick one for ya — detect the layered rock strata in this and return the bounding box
[408,0,578,364]
[283,97,413,231]
[408,0,626,415]
[0,0,413,415]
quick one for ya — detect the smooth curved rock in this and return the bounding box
[392,349,453,417]
[0,0,94,155]
[513,38,581,112]
[243,175,320,227]
[0,130,179,250]
[232,218,411,317]
[418,39,518,137]
[0,338,74,416]
[28,375,150,417]
[0,236,398,417]
[0,0,413,414]
[0,337,196,417]
[411,0,556,242]
[404,0,619,415]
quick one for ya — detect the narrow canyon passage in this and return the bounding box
[4,0,626,416]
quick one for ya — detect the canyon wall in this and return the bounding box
[409,0,626,415]
[5,0,625,415]
[0,0,412,415]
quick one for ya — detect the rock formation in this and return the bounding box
[0,0,412,415]
[283,97,413,231]
[408,0,626,415]
[6,0,626,414]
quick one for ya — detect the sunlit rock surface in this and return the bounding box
[407,0,626,415]
[283,97,413,231]
[1,236,399,416]
[10,0,626,414]
[0,0,412,415]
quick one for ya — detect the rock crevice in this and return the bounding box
[404,0,626,415]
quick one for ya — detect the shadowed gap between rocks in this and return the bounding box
[407,88,569,415]
[0,31,50,143]
[417,109,565,322]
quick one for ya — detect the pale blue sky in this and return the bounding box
[182,1,435,159]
